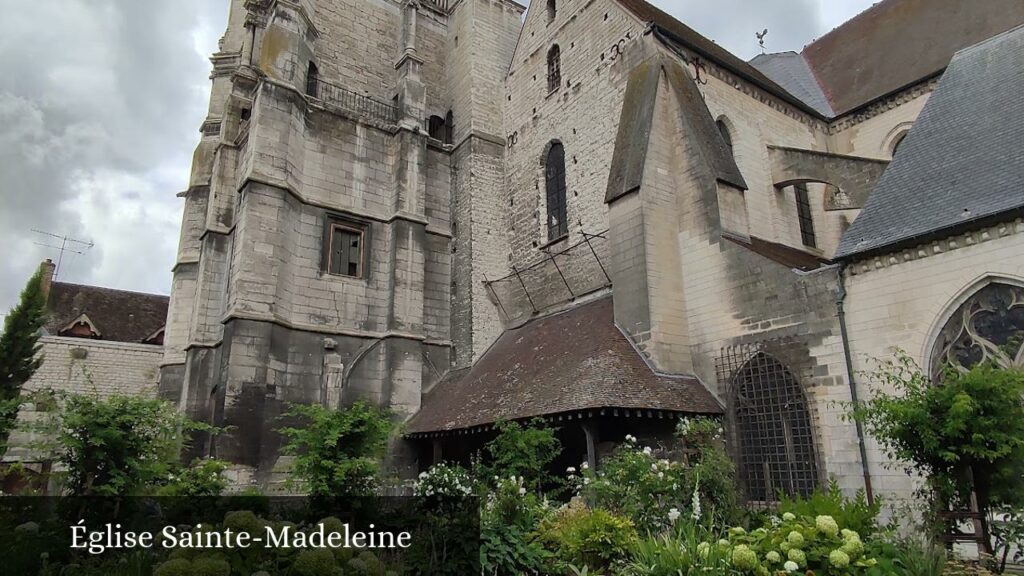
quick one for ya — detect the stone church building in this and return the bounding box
[161,0,1024,500]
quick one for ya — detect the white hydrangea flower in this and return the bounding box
[784,561,799,573]
[642,446,653,455]
[566,466,576,474]
[668,508,681,523]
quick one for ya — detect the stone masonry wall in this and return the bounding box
[843,218,1024,502]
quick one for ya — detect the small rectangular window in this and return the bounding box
[794,184,817,248]
[324,219,366,278]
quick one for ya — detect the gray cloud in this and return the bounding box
[0,0,869,316]
[0,0,226,313]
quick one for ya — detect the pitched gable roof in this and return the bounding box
[606,55,746,203]
[616,0,827,120]
[802,0,1024,116]
[836,25,1024,260]
[406,297,722,435]
[45,282,169,344]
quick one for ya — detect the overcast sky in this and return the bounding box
[0,0,875,316]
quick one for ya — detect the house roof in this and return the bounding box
[835,25,1024,260]
[45,282,169,344]
[801,0,1024,116]
[405,297,722,435]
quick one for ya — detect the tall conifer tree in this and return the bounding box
[0,268,48,448]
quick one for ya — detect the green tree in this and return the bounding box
[57,394,198,496]
[850,352,1024,549]
[0,268,48,451]
[277,401,394,498]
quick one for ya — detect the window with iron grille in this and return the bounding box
[547,45,562,93]
[720,349,819,503]
[545,142,568,241]
[794,183,817,248]
[322,218,367,279]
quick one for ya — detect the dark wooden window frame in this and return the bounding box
[547,45,562,94]
[321,214,370,279]
[545,142,569,242]
[794,183,817,248]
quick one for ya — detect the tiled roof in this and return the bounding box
[406,297,722,435]
[836,25,1024,260]
[748,52,833,118]
[801,0,1024,116]
[45,282,169,344]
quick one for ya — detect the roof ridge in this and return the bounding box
[51,281,169,300]
[802,0,887,52]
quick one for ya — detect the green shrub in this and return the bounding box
[277,401,394,498]
[292,548,337,576]
[479,475,553,575]
[535,502,638,572]
[483,419,561,493]
[778,478,881,536]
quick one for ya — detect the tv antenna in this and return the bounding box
[31,229,94,280]
[756,28,769,53]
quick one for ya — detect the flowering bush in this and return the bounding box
[413,463,473,498]
[479,475,554,574]
[723,513,879,575]
[573,438,693,534]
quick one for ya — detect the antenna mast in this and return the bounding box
[31,230,94,279]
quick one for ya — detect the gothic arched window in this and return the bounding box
[929,282,1024,381]
[547,45,562,93]
[545,142,568,241]
[731,352,818,502]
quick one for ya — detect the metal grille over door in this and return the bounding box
[719,349,819,503]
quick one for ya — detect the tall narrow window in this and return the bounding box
[717,119,733,156]
[547,45,562,93]
[323,219,366,278]
[545,142,568,241]
[794,184,817,248]
[427,115,445,140]
[547,0,557,22]
[444,110,454,145]
[306,62,320,98]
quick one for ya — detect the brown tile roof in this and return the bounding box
[45,282,169,344]
[617,0,827,119]
[802,0,1024,116]
[405,297,722,435]
[725,236,830,272]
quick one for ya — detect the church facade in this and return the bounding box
[162,0,1024,500]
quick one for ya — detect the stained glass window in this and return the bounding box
[929,283,1024,381]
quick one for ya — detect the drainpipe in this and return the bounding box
[836,263,875,505]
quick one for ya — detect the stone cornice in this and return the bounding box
[828,76,940,134]
[847,217,1024,277]
[220,311,452,346]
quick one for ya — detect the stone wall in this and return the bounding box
[4,337,162,464]
[843,218,1024,501]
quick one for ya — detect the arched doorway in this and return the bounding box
[730,352,819,502]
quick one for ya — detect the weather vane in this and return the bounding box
[757,28,769,53]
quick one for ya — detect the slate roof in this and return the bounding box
[748,52,833,118]
[45,282,169,344]
[835,25,1024,260]
[802,0,1024,117]
[617,0,826,120]
[405,297,722,435]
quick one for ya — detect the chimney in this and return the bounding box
[39,259,56,300]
